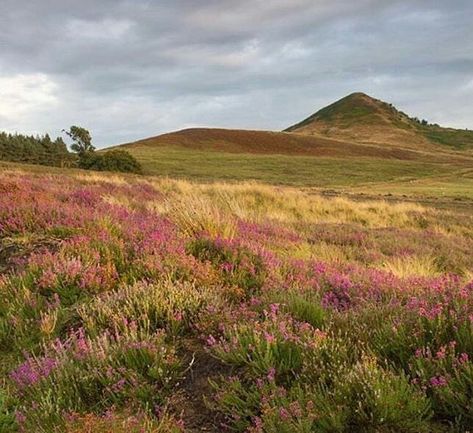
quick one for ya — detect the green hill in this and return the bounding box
[285,92,473,150]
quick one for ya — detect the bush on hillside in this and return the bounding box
[78,150,142,174]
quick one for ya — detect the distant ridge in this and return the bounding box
[285,92,473,150]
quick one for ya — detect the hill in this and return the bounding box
[108,94,473,195]
[285,92,473,150]
[118,127,427,160]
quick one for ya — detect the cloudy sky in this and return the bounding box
[1,0,472,147]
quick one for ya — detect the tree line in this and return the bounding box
[0,132,72,167]
[0,126,142,174]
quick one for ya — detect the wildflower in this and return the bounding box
[206,335,217,346]
[267,367,276,381]
[289,401,303,418]
[15,411,26,425]
[436,346,447,359]
[429,376,448,387]
[279,407,290,420]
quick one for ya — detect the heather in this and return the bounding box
[1,168,473,432]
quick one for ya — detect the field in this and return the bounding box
[1,163,473,432]
[112,145,473,201]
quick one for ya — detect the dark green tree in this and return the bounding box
[63,126,94,155]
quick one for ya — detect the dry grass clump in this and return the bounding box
[160,191,240,239]
[382,255,440,278]
[147,178,428,230]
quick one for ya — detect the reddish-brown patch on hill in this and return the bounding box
[119,127,427,160]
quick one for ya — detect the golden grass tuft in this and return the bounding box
[162,192,238,239]
[382,255,440,278]
[149,178,428,230]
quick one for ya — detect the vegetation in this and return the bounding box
[63,126,95,156]
[284,92,473,150]
[0,131,72,167]
[1,166,472,432]
[63,126,142,174]
[80,149,142,173]
[117,144,473,199]
[0,127,142,174]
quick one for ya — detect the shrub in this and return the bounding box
[208,304,323,383]
[62,409,183,433]
[410,343,473,428]
[77,280,214,337]
[79,150,142,174]
[10,327,181,431]
[187,237,267,299]
[0,389,17,433]
[335,357,432,432]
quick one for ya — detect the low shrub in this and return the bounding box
[10,327,181,431]
[79,150,142,174]
[187,237,267,299]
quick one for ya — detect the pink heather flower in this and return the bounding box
[37,269,57,289]
[459,353,469,364]
[176,418,185,430]
[289,401,303,418]
[173,311,183,321]
[436,346,447,359]
[253,416,263,429]
[306,400,314,412]
[267,367,276,381]
[263,331,276,344]
[415,348,423,358]
[10,356,57,389]
[269,303,280,315]
[279,407,290,420]
[15,411,26,425]
[206,335,217,346]
[429,376,448,387]
[221,262,234,273]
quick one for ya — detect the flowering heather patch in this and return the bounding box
[1,169,473,432]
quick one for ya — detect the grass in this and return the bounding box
[117,145,473,201]
[126,145,455,185]
[421,126,473,149]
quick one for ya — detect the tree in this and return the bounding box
[63,126,95,155]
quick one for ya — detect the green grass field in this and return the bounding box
[124,145,473,199]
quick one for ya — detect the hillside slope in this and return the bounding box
[116,126,473,165]
[118,127,427,160]
[285,92,473,150]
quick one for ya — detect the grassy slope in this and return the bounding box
[117,127,433,159]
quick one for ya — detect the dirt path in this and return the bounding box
[171,339,230,432]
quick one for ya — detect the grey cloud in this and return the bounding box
[0,0,471,147]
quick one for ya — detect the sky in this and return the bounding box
[0,0,472,148]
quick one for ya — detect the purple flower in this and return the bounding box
[429,376,448,387]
